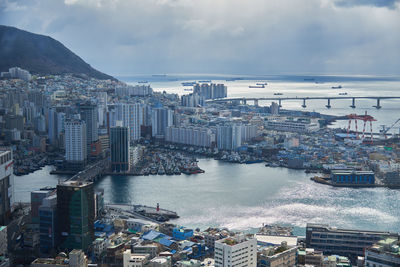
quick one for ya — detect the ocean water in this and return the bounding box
[14,74,400,235]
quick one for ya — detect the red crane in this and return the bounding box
[346,111,376,143]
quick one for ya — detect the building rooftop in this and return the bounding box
[255,234,298,247]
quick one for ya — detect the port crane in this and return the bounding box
[380,118,400,139]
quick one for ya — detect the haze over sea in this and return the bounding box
[15,74,400,235]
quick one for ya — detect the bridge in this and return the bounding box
[67,158,110,182]
[206,96,400,109]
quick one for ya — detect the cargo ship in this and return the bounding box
[182,81,197,86]
[249,85,265,88]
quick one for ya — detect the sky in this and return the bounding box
[1,0,400,76]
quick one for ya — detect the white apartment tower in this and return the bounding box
[65,120,87,165]
[116,103,142,142]
[214,235,257,267]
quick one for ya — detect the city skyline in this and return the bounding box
[1,0,400,76]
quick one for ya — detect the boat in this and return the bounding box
[256,83,267,86]
[199,80,211,83]
[332,85,342,89]
[249,85,265,88]
[274,93,283,95]
[339,92,347,95]
[181,82,197,86]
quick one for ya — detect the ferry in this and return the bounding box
[181,82,197,86]
[332,85,342,89]
[249,85,265,88]
[274,93,283,95]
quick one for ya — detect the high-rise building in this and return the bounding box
[152,108,173,138]
[110,126,130,172]
[57,180,95,251]
[214,235,257,267]
[165,126,214,148]
[79,102,99,156]
[48,108,65,146]
[65,120,87,169]
[193,83,227,100]
[217,124,242,151]
[39,194,57,254]
[117,103,142,142]
[31,189,52,224]
[270,102,279,115]
[0,149,13,225]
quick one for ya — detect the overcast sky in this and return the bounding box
[1,0,400,76]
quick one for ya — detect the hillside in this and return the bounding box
[0,25,115,80]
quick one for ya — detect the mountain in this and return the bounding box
[0,25,115,80]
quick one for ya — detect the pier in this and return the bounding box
[207,96,400,109]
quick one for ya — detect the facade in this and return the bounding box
[0,150,13,225]
[110,126,130,172]
[181,93,205,107]
[39,194,57,254]
[57,181,95,251]
[151,108,173,138]
[65,120,87,168]
[0,226,7,256]
[257,245,297,267]
[79,102,99,156]
[306,223,398,261]
[217,124,242,151]
[48,108,65,146]
[31,189,52,224]
[193,83,227,100]
[116,103,142,142]
[165,126,214,148]
[123,250,150,267]
[265,117,319,133]
[270,102,279,115]
[365,238,400,267]
[214,235,257,267]
[331,170,375,185]
[173,226,194,241]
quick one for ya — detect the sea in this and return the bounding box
[14,74,400,235]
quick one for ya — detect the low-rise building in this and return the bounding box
[257,242,297,267]
[122,250,150,267]
[365,238,400,267]
[149,256,172,267]
[306,223,398,261]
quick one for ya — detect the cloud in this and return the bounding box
[334,0,400,9]
[0,0,399,75]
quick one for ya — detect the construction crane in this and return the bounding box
[380,118,400,139]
